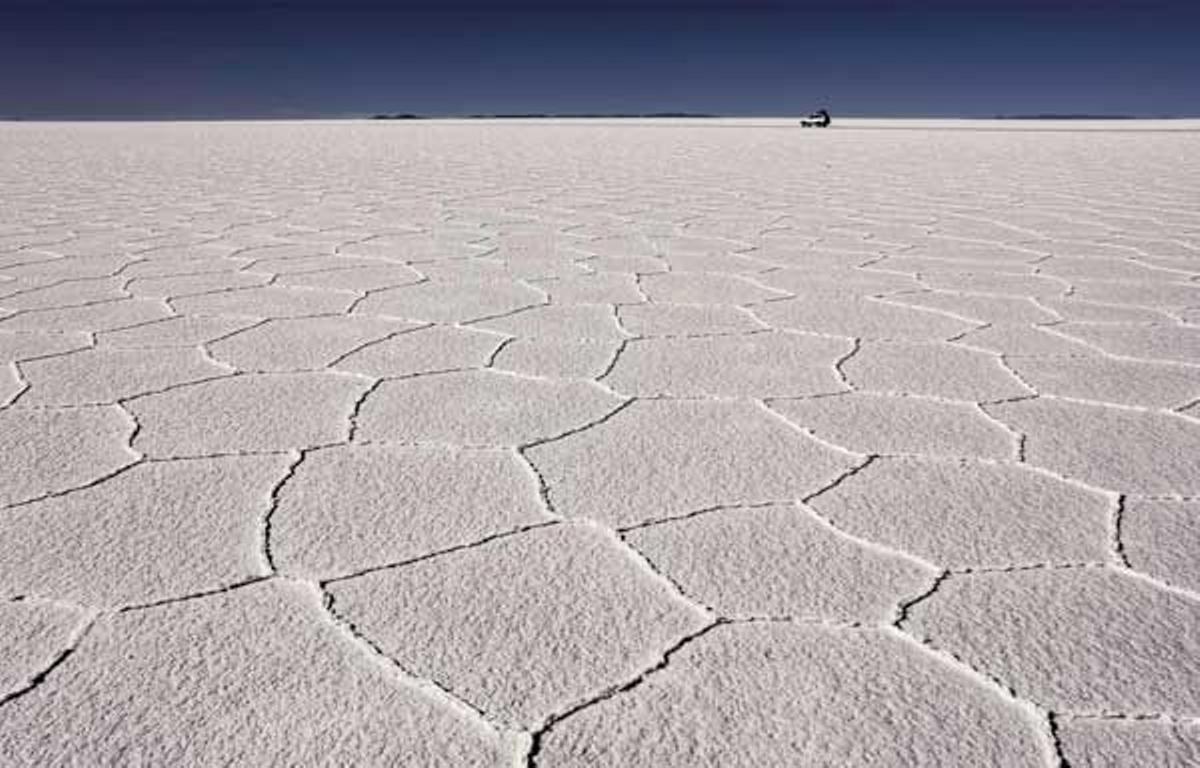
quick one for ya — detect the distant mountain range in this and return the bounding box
[990,114,1159,120]
[370,112,718,120]
[3,113,1187,122]
[370,112,1183,121]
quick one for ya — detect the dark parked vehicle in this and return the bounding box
[801,109,831,127]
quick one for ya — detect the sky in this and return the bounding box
[1,0,1198,119]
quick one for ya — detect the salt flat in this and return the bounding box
[1,119,1199,766]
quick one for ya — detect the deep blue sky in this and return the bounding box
[2,0,1197,118]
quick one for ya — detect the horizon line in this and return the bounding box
[3,113,1197,123]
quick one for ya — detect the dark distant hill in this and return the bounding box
[992,114,1156,120]
[467,112,718,118]
[371,112,718,120]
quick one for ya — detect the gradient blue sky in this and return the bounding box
[2,0,1197,118]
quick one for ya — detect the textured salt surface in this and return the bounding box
[1,119,1199,765]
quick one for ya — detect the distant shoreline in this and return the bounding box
[2,114,1194,123]
[371,112,1177,121]
[3,113,1193,122]
[990,114,1155,120]
[369,112,721,120]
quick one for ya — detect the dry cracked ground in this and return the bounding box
[1,119,1199,767]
